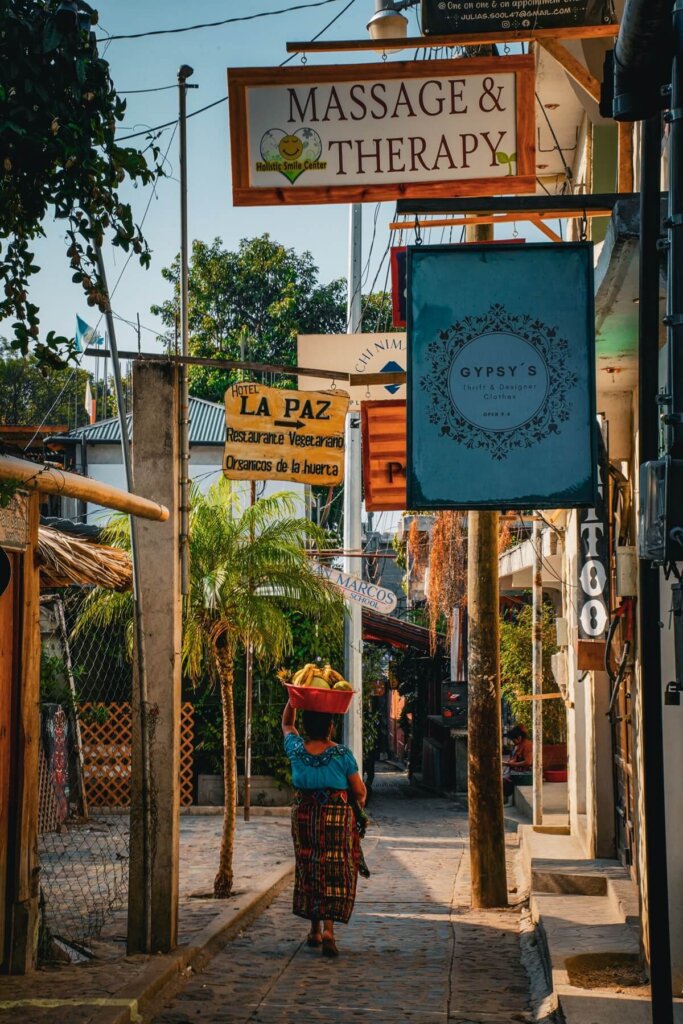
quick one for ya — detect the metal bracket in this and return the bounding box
[663,315,683,328]
[666,214,683,228]
[664,108,683,124]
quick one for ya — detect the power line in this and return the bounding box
[116,0,359,140]
[119,84,176,95]
[23,125,178,450]
[100,0,348,41]
[280,0,358,65]
[117,96,226,142]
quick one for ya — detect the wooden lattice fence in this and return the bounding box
[78,702,195,807]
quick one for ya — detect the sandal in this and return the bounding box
[322,933,339,958]
[306,930,322,947]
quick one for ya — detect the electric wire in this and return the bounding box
[117,97,226,142]
[100,0,349,42]
[119,84,177,95]
[280,0,359,67]
[23,125,178,450]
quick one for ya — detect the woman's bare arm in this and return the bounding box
[348,771,367,808]
[282,699,298,736]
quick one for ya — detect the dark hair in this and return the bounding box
[302,710,335,740]
[507,724,528,741]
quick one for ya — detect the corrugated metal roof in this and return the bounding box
[69,396,225,446]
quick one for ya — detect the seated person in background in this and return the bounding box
[503,723,533,802]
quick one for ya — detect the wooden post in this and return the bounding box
[618,122,634,193]
[243,479,256,823]
[532,517,543,826]
[7,493,41,972]
[466,221,508,909]
[128,361,182,954]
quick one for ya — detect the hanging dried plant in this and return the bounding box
[498,517,514,553]
[420,512,467,653]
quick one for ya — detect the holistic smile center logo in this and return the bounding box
[257,128,326,183]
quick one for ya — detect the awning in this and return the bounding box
[38,526,132,591]
[362,608,444,652]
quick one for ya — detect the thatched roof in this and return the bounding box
[38,526,132,591]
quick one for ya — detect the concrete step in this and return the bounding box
[518,824,661,1024]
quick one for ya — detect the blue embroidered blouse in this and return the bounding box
[284,733,359,791]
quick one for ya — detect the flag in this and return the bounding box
[75,315,104,352]
[84,380,96,424]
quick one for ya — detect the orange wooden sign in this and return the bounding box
[228,56,535,206]
[361,400,407,512]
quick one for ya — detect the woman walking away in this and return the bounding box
[282,699,366,957]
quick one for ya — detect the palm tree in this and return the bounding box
[75,480,344,897]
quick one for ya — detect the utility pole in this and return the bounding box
[343,203,363,768]
[466,221,507,909]
[532,515,543,826]
[95,247,153,952]
[178,64,196,598]
[242,324,256,822]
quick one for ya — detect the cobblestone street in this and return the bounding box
[153,771,535,1024]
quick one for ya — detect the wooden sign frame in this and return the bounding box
[228,55,535,206]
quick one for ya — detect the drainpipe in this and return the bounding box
[613,0,673,121]
[638,115,674,1024]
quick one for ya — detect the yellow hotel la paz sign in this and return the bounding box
[223,382,350,485]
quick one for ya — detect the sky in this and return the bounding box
[10,0,547,379]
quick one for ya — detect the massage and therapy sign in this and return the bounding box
[227,55,534,205]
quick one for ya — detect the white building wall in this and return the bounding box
[82,444,305,523]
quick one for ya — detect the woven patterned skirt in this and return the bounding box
[291,791,360,924]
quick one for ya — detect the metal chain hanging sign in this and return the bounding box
[407,242,597,510]
[223,382,349,485]
[228,56,535,205]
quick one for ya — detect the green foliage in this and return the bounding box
[499,602,566,743]
[0,480,20,508]
[359,291,393,332]
[78,703,108,726]
[150,236,347,403]
[0,0,163,365]
[362,643,387,759]
[75,483,346,781]
[40,651,72,706]
[0,338,92,425]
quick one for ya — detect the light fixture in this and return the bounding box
[366,0,419,46]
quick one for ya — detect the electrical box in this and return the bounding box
[615,546,638,597]
[441,680,467,729]
[638,457,683,563]
[555,617,569,647]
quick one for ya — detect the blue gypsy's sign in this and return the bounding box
[407,243,597,510]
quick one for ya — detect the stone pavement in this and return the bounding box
[0,814,294,1023]
[151,770,537,1024]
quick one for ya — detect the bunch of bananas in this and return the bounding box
[280,663,353,691]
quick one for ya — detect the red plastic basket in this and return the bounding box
[285,683,356,714]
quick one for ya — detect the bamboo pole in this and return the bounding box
[0,455,169,522]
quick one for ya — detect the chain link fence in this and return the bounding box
[37,589,286,959]
[38,590,132,961]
